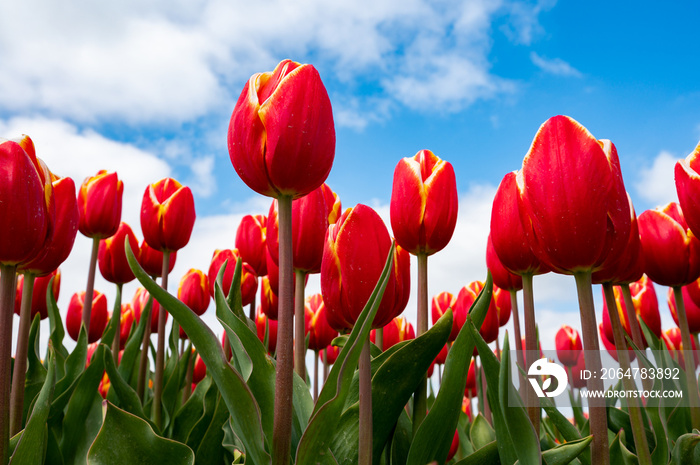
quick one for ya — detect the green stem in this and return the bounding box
[375,328,383,352]
[672,286,700,430]
[412,253,428,436]
[153,251,171,430]
[9,273,34,436]
[359,336,373,465]
[522,273,540,437]
[294,270,306,379]
[82,237,100,332]
[0,264,18,465]
[313,350,319,402]
[574,271,609,465]
[323,348,329,382]
[272,195,294,465]
[510,289,527,402]
[620,284,653,392]
[183,344,193,404]
[603,283,651,465]
[137,295,153,402]
[111,283,123,364]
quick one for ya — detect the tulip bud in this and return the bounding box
[493,285,511,327]
[14,269,60,320]
[321,344,340,365]
[555,325,582,367]
[465,359,477,397]
[305,293,338,351]
[675,141,700,239]
[668,284,700,334]
[140,178,196,252]
[371,317,415,350]
[119,303,136,349]
[455,281,498,344]
[193,353,207,384]
[599,322,635,362]
[255,308,278,354]
[78,170,123,239]
[132,287,163,334]
[600,277,661,348]
[207,249,258,306]
[664,327,700,368]
[434,344,448,366]
[178,269,210,316]
[228,59,335,199]
[485,234,522,291]
[431,291,459,341]
[320,184,342,224]
[235,214,267,277]
[98,222,140,284]
[66,290,109,343]
[447,429,459,462]
[390,149,458,255]
[138,240,177,277]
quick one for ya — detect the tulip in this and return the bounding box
[321,344,340,365]
[675,141,700,238]
[465,359,477,398]
[461,396,473,421]
[193,354,207,384]
[78,170,122,240]
[486,234,523,292]
[207,249,258,306]
[14,270,60,320]
[138,240,177,277]
[434,344,448,366]
[555,325,582,367]
[235,214,267,277]
[664,327,700,369]
[255,308,278,354]
[132,287,163,334]
[600,323,635,363]
[260,276,279,320]
[602,280,661,346]
[178,269,210,316]
[320,183,342,224]
[371,317,415,351]
[431,291,460,342]
[668,285,700,334]
[98,222,140,284]
[447,429,459,462]
[455,281,498,345]
[306,293,338,352]
[66,290,109,343]
[119,303,137,349]
[493,285,511,327]
[141,178,195,253]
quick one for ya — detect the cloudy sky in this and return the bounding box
[3,0,700,362]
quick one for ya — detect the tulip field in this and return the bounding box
[3,58,700,465]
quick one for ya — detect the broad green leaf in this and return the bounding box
[87,402,194,465]
[539,396,588,465]
[454,441,499,465]
[295,244,395,464]
[193,395,229,465]
[102,344,154,428]
[609,430,638,465]
[100,283,121,350]
[51,325,88,423]
[185,379,219,451]
[390,410,412,465]
[172,375,212,443]
[46,276,69,362]
[117,299,149,387]
[470,414,496,450]
[540,436,592,465]
[671,432,700,465]
[10,351,56,465]
[406,273,493,465]
[214,269,253,383]
[23,314,47,426]
[126,243,270,464]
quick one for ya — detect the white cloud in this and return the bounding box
[501,0,557,45]
[634,150,678,207]
[530,52,582,77]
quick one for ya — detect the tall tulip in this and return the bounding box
[555,325,582,367]
[455,281,499,345]
[431,291,460,341]
[138,240,176,277]
[305,293,338,400]
[14,270,60,321]
[260,276,279,320]
[235,214,267,278]
[178,269,210,316]
[66,290,109,343]
[371,317,415,350]
[675,141,700,238]
[207,249,258,306]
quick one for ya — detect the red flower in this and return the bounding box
[98,222,140,284]
[66,290,109,343]
[599,322,635,363]
[555,325,582,367]
[485,234,522,291]
[207,249,258,306]
[131,287,163,334]
[14,269,60,320]
[675,142,700,238]
[255,308,278,354]
[260,276,279,320]
[493,285,511,327]
[371,317,415,350]
[431,291,459,342]
[321,344,340,365]
[228,59,335,199]
[465,358,477,397]
[321,204,411,331]
[193,353,207,384]
[78,170,123,240]
[390,149,458,255]
[140,178,196,252]
[668,284,700,334]
[178,269,210,316]
[137,240,177,277]
[320,183,342,224]
[601,276,660,348]
[305,293,338,351]
[119,303,137,349]
[455,281,498,344]
[664,327,699,368]
[235,214,267,277]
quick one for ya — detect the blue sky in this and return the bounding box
[2,0,699,355]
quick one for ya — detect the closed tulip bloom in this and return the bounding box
[178,269,210,316]
[570,352,587,389]
[599,322,635,363]
[455,281,499,344]
[599,276,661,348]
[675,142,700,238]
[66,290,109,343]
[228,59,335,199]
[193,354,207,384]
[555,325,582,367]
[207,249,258,306]
[321,204,411,331]
[267,185,329,273]
[516,118,631,274]
[465,359,477,397]
[255,308,278,354]
[321,344,340,365]
[14,269,60,320]
[98,222,139,284]
[132,287,163,334]
[260,276,279,320]
[390,149,458,255]
[664,327,700,368]
[20,175,79,275]
[486,234,522,291]
[119,303,136,349]
[668,285,700,334]
[431,291,460,341]
[447,430,459,462]
[0,137,54,265]
[141,178,196,252]
[320,183,342,224]
[78,170,123,240]
[371,317,415,350]
[138,240,176,277]
[305,293,338,351]
[434,344,448,365]
[493,285,511,327]
[235,214,267,277]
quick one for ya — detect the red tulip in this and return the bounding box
[66,290,109,343]
[193,353,207,384]
[447,429,459,462]
[485,234,522,291]
[320,183,342,224]
[178,269,210,316]
[207,249,257,306]
[78,170,123,240]
[132,287,163,333]
[371,317,415,350]
[228,59,335,199]
[465,359,477,397]
[260,275,279,320]
[14,269,60,320]
[431,291,459,341]
[668,284,700,334]
[493,285,511,327]
[570,351,587,389]
[305,293,338,351]
[0,137,54,265]
[19,175,79,275]
[321,204,411,331]
[255,308,278,354]
[599,322,635,363]
[321,344,340,365]
[390,149,458,255]
[235,214,267,277]
[601,278,661,347]
[638,202,700,287]
[98,222,140,284]
[119,303,136,349]
[675,142,700,238]
[555,325,582,367]
[434,344,448,365]
[267,185,329,273]
[516,118,631,274]
[455,281,498,344]
[138,240,177,277]
[141,178,196,252]
[461,396,473,421]
[663,327,700,368]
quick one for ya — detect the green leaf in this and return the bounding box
[172,375,213,444]
[126,242,270,464]
[193,395,229,465]
[117,299,149,387]
[46,276,69,362]
[100,283,121,350]
[406,273,494,465]
[102,344,154,428]
[539,396,588,465]
[51,326,88,423]
[671,432,700,465]
[454,441,500,465]
[541,436,592,465]
[185,379,220,451]
[87,402,195,465]
[10,350,56,465]
[470,414,496,450]
[295,243,395,464]
[23,314,47,426]
[608,430,638,465]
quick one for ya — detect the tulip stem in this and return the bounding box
[249,303,255,322]
[359,336,373,465]
[574,271,609,465]
[510,289,527,401]
[620,284,653,392]
[522,273,540,437]
[0,264,17,465]
[313,350,319,402]
[273,195,294,465]
[9,273,35,436]
[183,344,193,404]
[111,283,123,364]
[294,270,306,380]
[153,251,170,430]
[375,329,383,352]
[603,283,651,465]
[137,296,153,402]
[672,286,700,430]
[82,237,100,332]
[413,253,428,436]
[323,348,329,382]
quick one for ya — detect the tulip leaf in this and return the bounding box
[295,244,395,464]
[49,325,88,425]
[471,414,496,450]
[193,394,229,464]
[172,375,212,444]
[406,273,493,465]
[117,303,149,387]
[23,314,47,425]
[46,276,69,362]
[126,243,270,464]
[87,401,195,465]
[10,350,55,465]
[671,431,700,465]
[100,283,121,350]
[609,430,638,465]
[541,436,593,465]
[454,441,500,465]
[185,378,219,451]
[214,276,254,383]
[102,344,154,428]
